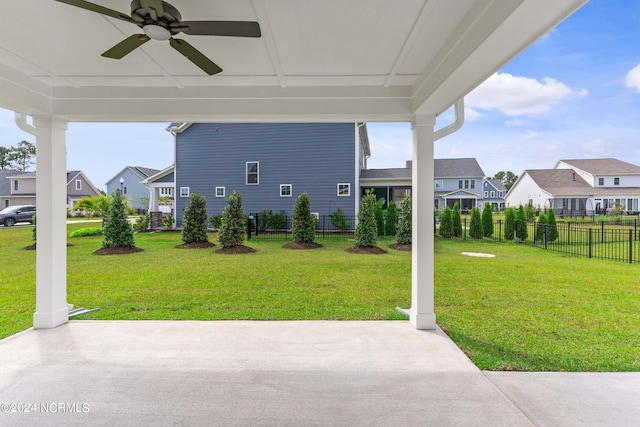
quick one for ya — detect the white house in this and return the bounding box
[505,158,640,215]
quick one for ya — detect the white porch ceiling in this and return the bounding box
[0,0,587,122]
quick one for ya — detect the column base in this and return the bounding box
[33,306,69,329]
[409,309,437,330]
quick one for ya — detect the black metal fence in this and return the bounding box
[450,218,640,264]
[246,213,357,241]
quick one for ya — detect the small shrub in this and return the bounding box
[292,192,316,243]
[452,202,462,238]
[209,214,223,230]
[162,214,174,230]
[71,227,104,237]
[481,204,493,237]
[133,215,150,232]
[546,208,558,242]
[102,189,135,248]
[260,210,286,231]
[516,205,528,240]
[469,206,483,239]
[374,199,385,237]
[535,212,548,242]
[504,207,516,241]
[354,189,378,247]
[329,207,351,231]
[385,201,398,236]
[439,206,453,238]
[524,202,536,222]
[396,195,412,245]
[182,192,209,244]
[218,192,246,248]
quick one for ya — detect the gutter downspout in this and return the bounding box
[15,113,36,135]
[434,98,464,141]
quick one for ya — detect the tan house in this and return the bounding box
[3,170,101,210]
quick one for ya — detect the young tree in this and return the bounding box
[396,194,412,245]
[354,189,378,247]
[292,192,316,244]
[469,206,483,239]
[481,203,494,237]
[218,191,246,248]
[385,200,398,236]
[515,205,528,240]
[102,189,135,248]
[524,201,536,222]
[535,211,548,242]
[182,191,209,244]
[492,171,518,191]
[504,207,516,241]
[452,202,462,238]
[0,146,13,169]
[439,205,453,238]
[546,208,558,242]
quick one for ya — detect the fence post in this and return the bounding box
[544,224,548,250]
[499,219,502,242]
[463,218,467,240]
[629,229,633,264]
[567,221,571,245]
[247,215,253,240]
[588,228,592,259]
[601,221,605,243]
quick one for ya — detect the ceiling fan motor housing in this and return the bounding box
[130,0,181,28]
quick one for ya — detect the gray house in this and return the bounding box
[480,179,506,211]
[169,122,370,226]
[360,158,485,211]
[106,166,161,211]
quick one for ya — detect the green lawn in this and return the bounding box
[1,222,639,371]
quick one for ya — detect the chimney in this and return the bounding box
[406,160,412,169]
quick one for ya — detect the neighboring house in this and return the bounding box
[360,158,486,212]
[2,170,101,210]
[106,166,161,211]
[169,122,370,226]
[479,179,507,212]
[505,158,640,216]
[141,165,175,214]
[1,169,29,209]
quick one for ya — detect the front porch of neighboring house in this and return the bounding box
[436,190,479,213]
[550,196,640,217]
[141,166,176,229]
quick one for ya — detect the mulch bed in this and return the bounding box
[25,243,73,251]
[176,241,216,249]
[215,245,256,254]
[345,246,388,254]
[93,246,144,255]
[283,242,323,250]
[389,243,412,251]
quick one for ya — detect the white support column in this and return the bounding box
[33,115,70,329]
[409,114,437,329]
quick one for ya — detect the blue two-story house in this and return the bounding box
[168,122,370,226]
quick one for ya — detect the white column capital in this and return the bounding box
[32,115,68,131]
[411,113,437,129]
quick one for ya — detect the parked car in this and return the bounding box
[0,205,36,227]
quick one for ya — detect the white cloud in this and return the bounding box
[580,139,613,155]
[521,130,538,139]
[464,107,481,121]
[625,64,640,92]
[466,73,588,116]
[505,118,531,127]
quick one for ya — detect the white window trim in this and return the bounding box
[215,186,225,197]
[246,161,259,185]
[180,187,190,197]
[280,184,292,197]
[484,191,489,198]
[614,177,620,186]
[75,179,82,190]
[337,183,351,196]
[13,180,18,191]
[490,191,495,198]
[435,179,443,189]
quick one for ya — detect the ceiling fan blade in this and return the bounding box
[102,34,151,59]
[178,21,261,38]
[53,0,134,24]
[140,0,164,21]
[169,38,222,75]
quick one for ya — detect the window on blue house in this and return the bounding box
[484,191,488,198]
[490,191,495,198]
[280,184,292,197]
[246,162,259,185]
[458,180,463,189]
[337,183,350,196]
[216,187,225,197]
[470,180,475,189]
[435,180,443,189]
[180,187,190,197]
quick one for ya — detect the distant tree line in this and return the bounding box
[0,140,36,171]
[490,171,518,191]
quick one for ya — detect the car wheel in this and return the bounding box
[4,218,16,227]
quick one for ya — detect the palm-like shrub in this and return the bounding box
[546,208,558,242]
[516,205,528,240]
[182,191,209,244]
[482,204,494,237]
[504,207,516,241]
[452,202,462,238]
[292,192,316,244]
[385,201,398,236]
[439,206,453,238]
[102,189,135,248]
[396,194,412,244]
[469,206,483,239]
[218,192,246,248]
[354,190,378,247]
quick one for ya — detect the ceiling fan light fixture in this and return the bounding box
[143,24,171,41]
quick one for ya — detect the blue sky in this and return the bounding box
[2,0,640,190]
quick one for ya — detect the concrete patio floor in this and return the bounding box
[0,321,638,426]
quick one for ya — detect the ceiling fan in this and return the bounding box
[54,0,261,75]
